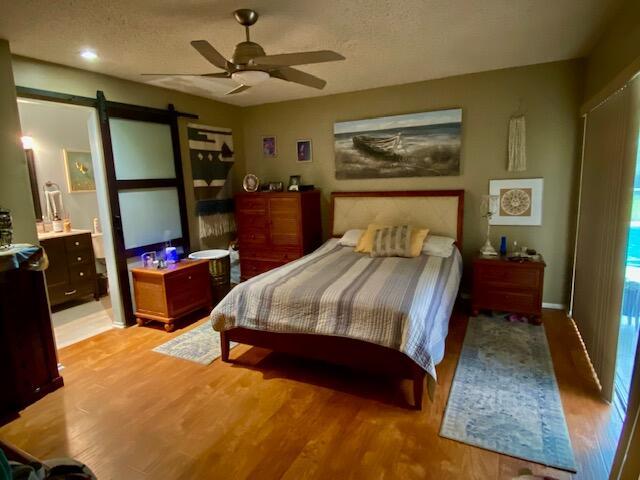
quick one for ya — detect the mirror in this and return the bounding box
[24,148,42,220]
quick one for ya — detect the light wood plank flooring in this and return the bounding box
[0,309,621,479]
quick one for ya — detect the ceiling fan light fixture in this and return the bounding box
[231,70,269,86]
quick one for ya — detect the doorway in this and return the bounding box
[17,97,123,347]
[617,129,640,417]
[16,87,195,347]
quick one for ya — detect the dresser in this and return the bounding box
[235,190,322,281]
[131,259,212,332]
[39,231,98,307]
[472,255,546,318]
[0,246,62,422]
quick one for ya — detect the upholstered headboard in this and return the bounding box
[330,190,465,246]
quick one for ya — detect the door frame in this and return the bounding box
[16,86,198,326]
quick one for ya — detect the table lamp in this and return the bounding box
[480,194,499,256]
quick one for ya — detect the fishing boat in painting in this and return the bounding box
[352,134,403,160]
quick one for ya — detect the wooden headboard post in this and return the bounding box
[330,190,465,248]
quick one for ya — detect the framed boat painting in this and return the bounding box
[333,108,462,179]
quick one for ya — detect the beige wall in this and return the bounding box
[11,56,245,251]
[0,41,37,244]
[242,60,584,305]
[584,0,640,102]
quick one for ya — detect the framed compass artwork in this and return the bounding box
[489,178,543,226]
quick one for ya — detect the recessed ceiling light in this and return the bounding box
[80,50,98,61]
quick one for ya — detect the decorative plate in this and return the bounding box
[243,174,260,193]
[500,188,531,216]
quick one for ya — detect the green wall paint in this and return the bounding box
[241,60,585,305]
[584,0,640,102]
[0,40,37,244]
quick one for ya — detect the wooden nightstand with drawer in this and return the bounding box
[131,259,212,332]
[471,254,546,318]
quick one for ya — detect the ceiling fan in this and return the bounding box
[143,8,345,95]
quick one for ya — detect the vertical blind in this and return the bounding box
[572,77,640,401]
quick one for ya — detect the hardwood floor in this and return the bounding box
[0,309,621,479]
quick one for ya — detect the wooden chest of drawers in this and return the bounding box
[40,232,98,307]
[131,259,212,331]
[471,255,546,318]
[235,190,322,281]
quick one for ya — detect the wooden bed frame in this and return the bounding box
[220,190,465,409]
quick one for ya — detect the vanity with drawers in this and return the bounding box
[39,230,98,307]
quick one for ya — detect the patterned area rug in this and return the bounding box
[153,321,235,365]
[440,316,576,472]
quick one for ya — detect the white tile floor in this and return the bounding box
[51,296,114,349]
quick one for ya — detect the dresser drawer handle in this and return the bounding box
[77,256,82,261]
[188,275,192,280]
[64,289,77,296]
[75,241,80,246]
[79,272,84,277]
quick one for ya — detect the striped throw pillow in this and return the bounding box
[370,225,414,257]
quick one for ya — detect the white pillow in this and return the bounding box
[422,235,456,258]
[338,229,365,247]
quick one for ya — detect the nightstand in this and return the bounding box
[471,254,546,318]
[131,259,212,332]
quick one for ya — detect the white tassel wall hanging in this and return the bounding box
[508,114,526,172]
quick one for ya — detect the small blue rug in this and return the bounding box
[153,321,235,365]
[440,317,576,472]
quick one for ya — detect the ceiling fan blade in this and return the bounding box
[191,40,229,69]
[252,50,344,67]
[202,72,231,78]
[225,84,251,95]
[141,73,222,77]
[271,67,326,90]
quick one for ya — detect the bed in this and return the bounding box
[210,190,464,409]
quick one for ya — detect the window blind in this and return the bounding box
[571,77,640,401]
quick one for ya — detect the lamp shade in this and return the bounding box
[231,70,270,86]
[480,194,499,217]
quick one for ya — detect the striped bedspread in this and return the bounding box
[210,239,462,379]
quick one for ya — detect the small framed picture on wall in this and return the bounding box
[296,139,312,163]
[262,135,277,158]
[489,178,544,226]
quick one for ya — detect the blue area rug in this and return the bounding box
[440,316,576,472]
[153,321,235,365]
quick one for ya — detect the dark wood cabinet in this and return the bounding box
[40,232,98,306]
[235,190,322,281]
[0,267,63,421]
[472,255,546,318]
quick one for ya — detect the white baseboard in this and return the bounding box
[542,302,566,310]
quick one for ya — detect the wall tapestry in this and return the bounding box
[188,123,235,240]
[334,108,462,180]
[63,149,95,192]
[489,178,543,226]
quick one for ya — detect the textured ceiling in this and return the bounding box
[0,0,622,107]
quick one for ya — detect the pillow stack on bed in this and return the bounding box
[338,226,455,258]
